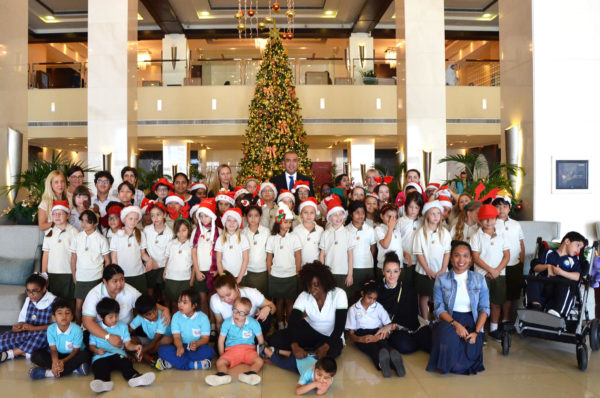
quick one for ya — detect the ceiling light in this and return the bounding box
[197,10,213,19]
[482,13,491,18]
[45,15,55,20]
[137,13,143,20]
[40,15,59,23]
[323,10,337,18]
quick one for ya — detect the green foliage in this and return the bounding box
[360,70,376,78]
[137,162,171,198]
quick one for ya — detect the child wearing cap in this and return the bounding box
[319,196,356,297]
[492,191,525,320]
[267,203,302,330]
[102,202,124,244]
[215,208,250,284]
[142,200,173,300]
[243,176,260,195]
[110,206,151,294]
[470,204,510,341]
[242,199,270,297]
[163,219,194,315]
[258,182,278,229]
[292,180,311,213]
[277,189,301,227]
[42,201,79,300]
[215,191,235,230]
[189,182,208,207]
[152,178,173,204]
[294,198,324,265]
[413,201,451,321]
[165,193,190,230]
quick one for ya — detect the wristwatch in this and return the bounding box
[449,319,455,326]
[104,333,110,341]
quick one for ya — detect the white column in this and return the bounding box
[395,0,447,184]
[0,1,27,213]
[347,138,375,186]
[162,34,188,86]
[349,33,374,83]
[87,0,138,187]
[163,139,190,177]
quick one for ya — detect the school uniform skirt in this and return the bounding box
[48,273,75,300]
[426,311,484,375]
[415,273,435,297]
[269,275,298,300]
[400,263,416,287]
[164,279,191,302]
[146,268,165,290]
[243,271,269,298]
[125,274,148,295]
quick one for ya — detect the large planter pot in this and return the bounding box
[363,76,377,85]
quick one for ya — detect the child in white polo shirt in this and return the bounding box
[70,210,110,324]
[294,198,324,265]
[345,200,376,300]
[470,204,509,341]
[346,281,405,378]
[163,219,194,315]
[397,191,423,285]
[241,200,270,297]
[267,203,302,330]
[258,182,279,229]
[103,202,123,244]
[215,208,250,283]
[376,204,404,274]
[110,206,151,294]
[43,200,78,301]
[319,195,355,297]
[142,201,173,299]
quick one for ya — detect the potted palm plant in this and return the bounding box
[361,70,377,85]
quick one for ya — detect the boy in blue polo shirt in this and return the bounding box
[296,356,337,395]
[88,298,155,393]
[29,299,90,380]
[527,231,588,317]
[205,297,265,387]
[156,289,214,371]
[130,295,173,366]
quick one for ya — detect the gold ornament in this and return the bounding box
[234,11,244,20]
[286,9,295,18]
[272,2,281,12]
[299,166,305,173]
[267,170,274,178]
[258,22,267,29]
[248,9,255,17]
[237,23,247,31]
[264,16,274,24]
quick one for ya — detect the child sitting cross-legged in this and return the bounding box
[29,299,90,380]
[205,297,265,387]
[129,295,173,367]
[156,289,214,371]
[88,298,155,393]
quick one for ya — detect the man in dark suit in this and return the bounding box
[271,150,314,198]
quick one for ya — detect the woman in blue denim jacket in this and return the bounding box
[427,241,490,375]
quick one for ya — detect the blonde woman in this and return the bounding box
[365,169,380,193]
[209,164,234,197]
[38,171,68,231]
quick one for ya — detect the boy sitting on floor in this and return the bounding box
[129,295,173,366]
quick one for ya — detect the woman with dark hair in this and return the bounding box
[66,166,85,206]
[172,173,192,203]
[268,261,348,372]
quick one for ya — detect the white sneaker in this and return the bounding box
[547,309,562,318]
[205,373,232,386]
[238,372,261,386]
[128,372,156,388]
[90,379,114,393]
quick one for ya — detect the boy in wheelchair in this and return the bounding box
[526,231,588,318]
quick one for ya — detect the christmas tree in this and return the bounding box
[238,28,311,183]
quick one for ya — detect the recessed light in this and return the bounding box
[45,15,55,20]
[200,11,210,16]
[323,10,337,18]
[137,13,143,20]
[482,13,491,18]
[197,10,213,19]
[40,15,59,23]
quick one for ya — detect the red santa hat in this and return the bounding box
[234,186,249,200]
[140,198,167,214]
[277,189,295,204]
[258,181,277,197]
[437,185,451,198]
[324,195,347,222]
[438,195,453,209]
[478,204,499,221]
[426,182,440,191]
[51,200,70,214]
[189,204,200,220]
[291,180,310,194]
[120,205,142,223]
[422,200,444,215]
[275,203,295,224]
[195,198,217,222]
[188,182,207,192]
[165,193,185,207]
[298,197,320,216]
[221,207,243,229]
[404,182,423,195]
[215,190,235,206]
[152,178,174,193]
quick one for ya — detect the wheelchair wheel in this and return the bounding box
[576,344,588,371]
[590,319,600,351]
[502,332,511,356]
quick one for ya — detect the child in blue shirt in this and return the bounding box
[527,231,588,317]
[130,295,173,366]
[156,289,214,371]
[88,298,155,393]
[295,356,337,395]
[205,297,265,387]
[29,299,90,380]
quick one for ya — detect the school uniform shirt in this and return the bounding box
[82,282,141,325]
[496,218,524,266]
[210,287,266,319]
[193,225,221,272]
[413,227,451,275]
[104,228,119,245]
[42,224,78,274]
[109,230,147,277]
[345,301,391,331]
[294,223,324,265]
[18,291,57,323]
[89,321,130,362]
[130,310,172,339]
[398,216,422,265]
[297,356,320,385]
[346,223,376,269]
[165,239,193,281]
[214,232,250,277]
[450,222,479,243]
[319,225,356,275]
[243,225,270,273]
[260,204,279,229]
[542,249,581,274]
[375,224,404,269]
[109,188,145,207]
[365,218,376,228]
[170,310,210,345]
[69,230,110,282]
[221,316,263,347]
[68,208,84,231]
[47,322,84,354]
[266,231,303,278]
[143,225,174,269]
[470,228,509,276]
[293,287,348,337]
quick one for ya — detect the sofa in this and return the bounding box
[520,221,561,274]
[0,226,44,326]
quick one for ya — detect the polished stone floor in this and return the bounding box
[0,335,598,397]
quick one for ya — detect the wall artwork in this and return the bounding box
[556,160,588,190]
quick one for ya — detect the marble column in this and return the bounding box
[162,34,188,86]
[163,139,190,178]
[395,0,447,183]
[349,33,374,84]
[347,138,375,186]
[87,0,138,187]
[0,1,28,214]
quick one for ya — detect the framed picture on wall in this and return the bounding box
[555,160,588,190]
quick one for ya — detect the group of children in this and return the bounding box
[0,164,590,392]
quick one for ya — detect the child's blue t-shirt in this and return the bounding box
[47,322,85,354]
[130,310,172,339]
[89,321,130,363]
[220,317,262,347]
[297,355,318,385]
[545,250,581,273]
[170,311,210,345]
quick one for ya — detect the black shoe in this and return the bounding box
[378,349,391,378]
[389,349,406,377]
[488,329,502,342]
[527,302,543,311]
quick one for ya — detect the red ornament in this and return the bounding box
[248,9,255,17]
[273,2,280,12]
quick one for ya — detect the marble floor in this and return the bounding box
[0,335,599,398]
